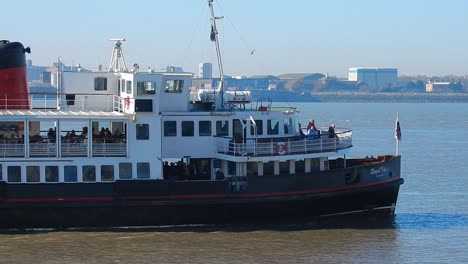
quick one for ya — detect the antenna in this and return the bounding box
[208,0,225,110]
[108,38,128,72]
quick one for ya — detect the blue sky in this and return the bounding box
[3,0,468,77]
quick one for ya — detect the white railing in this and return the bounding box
[216,130,352,157]
[92,143,127,157]
[0,143,25,157]
[30,143,57,157]
[0,93,127,112]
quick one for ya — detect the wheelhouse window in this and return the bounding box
[135,99,153,112]
[216,121,229,137]
[136,124,149,140]
[126,80,132,94]
[101,165,114,181]
[137,163,150,179]
[137,81,155,95]
[45,166,59,182]
[182,121,194,137]
[164,121,177,136]
[83,165,96,182]
[64,166,78,182]
[121,79,125,93]
[284,118,293,134]
[119,163,132,179]
[267,119,279,135]
[251,120,263,135]
[94,77,107,91]
[165,80,184,93]
[7,166,21,182]
[199,121,211,136]
[26,166,40,182]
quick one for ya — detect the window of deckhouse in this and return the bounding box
[26,166,40,182]
[137,163,150,179]
[126,80,132,94]
[136,124,149,140]
[284,118,293,134]
[64,166,78,182]
[119,163,132,179]
[7,166,21,182]
[164,121,177,136]
[101,165,114,181]
[267,119,279,135]
[216,121,229,137]
[121,79,125,93]
[94,77,107,91]
[83,165,96,182]
[45,166,59,182]
[137,81,155,95]
[182,121,194,137]
[199,121,211,136]
[165,80,184,93]
[250,120,263,136]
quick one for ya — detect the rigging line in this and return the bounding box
[182,0,209,68]
[214,0,267,74]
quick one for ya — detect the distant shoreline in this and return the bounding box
[255,91,468,103]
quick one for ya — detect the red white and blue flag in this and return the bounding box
[395,115,401,141]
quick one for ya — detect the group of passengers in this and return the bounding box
[163,161,211,181]
[305,120,337,140]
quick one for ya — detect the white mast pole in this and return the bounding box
[208,0,224,110]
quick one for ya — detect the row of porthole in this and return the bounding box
[0,163,151,183]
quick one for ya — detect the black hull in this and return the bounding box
[0,156,403,229]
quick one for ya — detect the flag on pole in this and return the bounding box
[395,114,401,141]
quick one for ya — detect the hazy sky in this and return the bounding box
[3,0,468,77]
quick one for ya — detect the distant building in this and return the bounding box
[198,63,212,79]
[426,82,451,93]
[40,72,52,85]
[348,67,398,91]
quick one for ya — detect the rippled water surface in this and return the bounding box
[0,103,467,264]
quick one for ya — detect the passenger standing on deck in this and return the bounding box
[215,169,225,180]
[328,124,336,138]
[307,120,318,139]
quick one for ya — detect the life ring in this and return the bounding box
[124,96,130,109]
[275,142,287,155]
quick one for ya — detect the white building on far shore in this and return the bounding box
[348,67,398,91]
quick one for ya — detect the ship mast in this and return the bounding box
[208,0,225,110]
[108,38,128,72]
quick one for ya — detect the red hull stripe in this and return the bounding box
[4,177,401,204]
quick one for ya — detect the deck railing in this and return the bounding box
[216,129,352,157]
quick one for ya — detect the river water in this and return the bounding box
[0,102,467,264]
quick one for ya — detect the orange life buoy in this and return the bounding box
[124,96,130,109]
[275,142,287,155]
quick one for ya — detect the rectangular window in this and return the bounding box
[94,77,107,91]
[83,165,96,182]
[65,94,75,106]
[0,164,2,180]
[101,165,114,182]
[7,166,21,182]
[137,163,150,179]
[134,99,153,112]
[164,121,177,136]
[119,163,132,179]
[126,80,132,94]
[267,119,279,135]
[26,166,40,182]
[45,166,59,182]
[199,121,211,136]
[136,124,149,140]
[121,79,125,93]
[284,118,292,134]
[216,120,229,137]
[137,81,155,95]
[182,121,194,137]
[165,80,184,93]
[251,120,263,135]
[64,166,78,182]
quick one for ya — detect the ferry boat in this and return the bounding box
[0,2,403,228]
